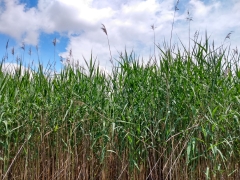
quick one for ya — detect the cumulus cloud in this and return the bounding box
[58,0,176,68]
[0,0,39,44]
[1,62,33,78]
[0,0,239,70]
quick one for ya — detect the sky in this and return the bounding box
[0,0,239,73]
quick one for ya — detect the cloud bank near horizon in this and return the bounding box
[0,0,239,69]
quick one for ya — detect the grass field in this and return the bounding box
[0,33,240,179]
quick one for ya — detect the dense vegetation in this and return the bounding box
[0,36,240,179]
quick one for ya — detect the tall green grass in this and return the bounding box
[0,36,240,179]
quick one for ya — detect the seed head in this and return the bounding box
[12,47,15,55]
[28,46,32,56]
[101,24,108,36]
[151,24,155,30]
[6,39,9,50]
[225,31,233,40]
[21,42,25,51]
[53,38,57,46]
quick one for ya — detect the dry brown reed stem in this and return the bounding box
[2,138,28,180]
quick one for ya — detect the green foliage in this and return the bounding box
[0,37,239,179]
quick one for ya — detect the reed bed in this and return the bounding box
[0,35,239,180]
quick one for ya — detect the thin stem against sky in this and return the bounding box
[151,24,156,62]
[170,0,180,51]
[187,10,193,55]
[101,24,113,64]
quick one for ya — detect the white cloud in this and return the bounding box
[189,0,219,18]
[1,62,33,78]
[0,0,39,44]
[57,0,176,68]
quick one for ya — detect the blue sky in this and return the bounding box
[0,0,239,73]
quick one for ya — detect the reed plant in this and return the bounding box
[0,33,239,179]
[0,2,239,178]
